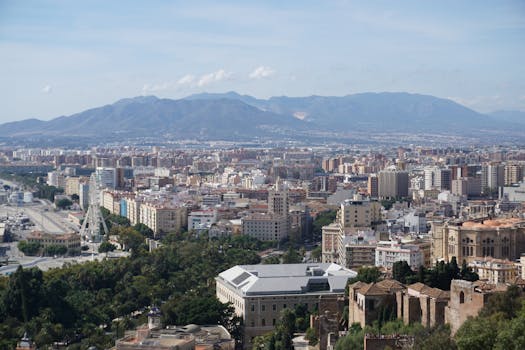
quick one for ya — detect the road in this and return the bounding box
[0,257,48,275]
[0,252,130,275]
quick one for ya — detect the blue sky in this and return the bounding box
[0,0,524,122]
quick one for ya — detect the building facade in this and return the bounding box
[139,203,187,236]
[216,263,356,348]
[431,218,525,264]
[241,213,288,242]
[378,170,409,199]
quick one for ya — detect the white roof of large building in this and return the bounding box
[217,263,356,296]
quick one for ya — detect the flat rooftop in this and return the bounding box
[217,263,357,296]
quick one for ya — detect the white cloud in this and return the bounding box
[41,85,52,94]
[249,66,275,79]
[177,74,195,85]
[197,69,232,87]
[141,82,172,94]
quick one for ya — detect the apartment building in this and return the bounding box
[378,170,409,199]
[139,203,187,237]
[340,198,382,228]
[469,258,518,284]
[241,213,288,242]
[188,209,218,231]
[375,241,424,270]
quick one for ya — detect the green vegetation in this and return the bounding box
[0,172,43,189]
[311,210,337,240]
[338,276,525,350]
[100,207,131,231]
[336,321,456,350]
[391,258,479,290]
[281,245,304,263]
[43,244,67,256]
[0,233,264,349]
[305,326,318,345]
[455,285,525,350]
[17,241,41,256]
[56,198,73,209]
[133,223,154,238]
[311,245,322,261]
[262,255,281,264]
[98,241,116,253]
[348,266,382,284]
[162,295,242,340]
[252,304,312,350]
[36,184,64,202]
[17,241,76,257]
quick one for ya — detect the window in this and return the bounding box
[262,319,266,326]
[273,319,276,326]
[459,291,465,304]
[251,304,255,312]
[272,304,276,311]
[261,305,265,312]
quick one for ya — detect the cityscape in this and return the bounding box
[1,1,524,350]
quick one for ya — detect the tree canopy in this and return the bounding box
[0,233,263,348]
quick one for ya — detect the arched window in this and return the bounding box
[459,291,465,304]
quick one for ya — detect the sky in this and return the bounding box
[0,0,524,123]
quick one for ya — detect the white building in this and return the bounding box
[470,258,518,284]
[375,241,423,270]
[216,263,356,348]
[188,209,217,231]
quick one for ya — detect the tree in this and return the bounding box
[0,231,268,348]
[410,325,457,350]
[480,284,522,319]
[262,255,281,264]
[459,259,479,282]
[455,313,504,350]
[311,210,337,241]
[161,295,241,340]
[348,266,382,285]
[114,227,144,254]
[44,244,67,256]
[18,240,41,256]
[133,223,154,238]
[335,323,365,350]
[282,246,303,264]
[1,267,44,322]
[98,241,116,253]
[311,245,322,262]
[305,327,318,346]
[493,306,525,350]
[392,261,415,284]
[71,194,79,201]
[56,198,73,209]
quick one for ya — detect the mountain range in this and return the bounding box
[0,92,523,142]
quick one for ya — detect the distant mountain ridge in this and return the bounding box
[184,91,498,132]
[0,91,522,141]
[488,110,525,125]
